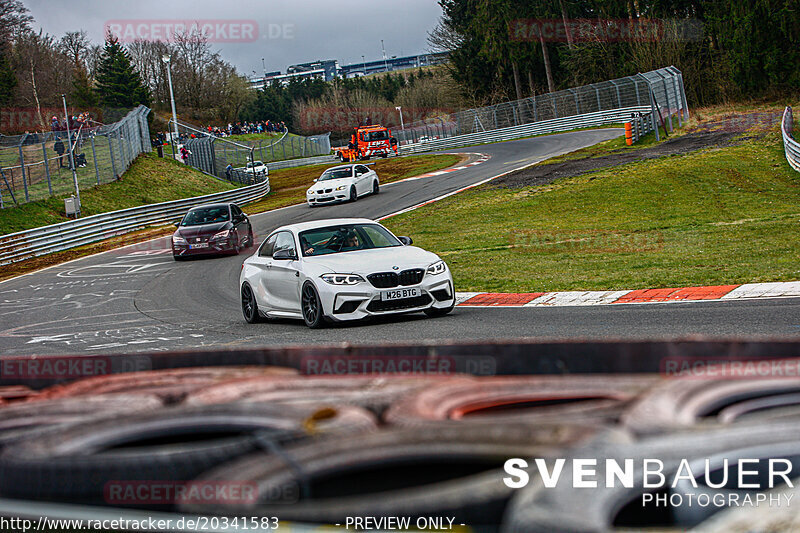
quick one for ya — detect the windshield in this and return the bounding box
[365,130,389,141]
[180,206,229,226]
[247,161,263,168]
[319,168,353,181]
[299,224,401,256]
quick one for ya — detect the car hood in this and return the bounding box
[304,246,440,274]
[309,178,352,191]
[175,221,230,238]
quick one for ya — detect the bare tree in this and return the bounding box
[59,30,90,69]
[0,0,32,44]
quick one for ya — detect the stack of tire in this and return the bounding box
[0,364,798,531]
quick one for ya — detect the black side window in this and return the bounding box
[259,233,278,257]
[231,205,243,218]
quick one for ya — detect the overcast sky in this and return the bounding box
[23,0,444,76]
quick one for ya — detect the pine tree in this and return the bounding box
[71,66,96,108]
[93,35,149,110]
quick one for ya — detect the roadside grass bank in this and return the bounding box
[245,154,463,213]
[383,111,800,292]
[0,154,235,236]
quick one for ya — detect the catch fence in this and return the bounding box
[0,106,151,209]
[393,66,687,148]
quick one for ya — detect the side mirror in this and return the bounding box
[313,178,318,182]
[173,221,181,227]
[398,236,413,246]
[273,249,297,260]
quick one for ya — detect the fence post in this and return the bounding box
[552,94,558,118]
[41,141,53,196]
[593,84,601,111]
[108,134,118,178]
[0,167,17,206]
[90,136,100,185]
[17,146,29,202]
[568,88,580,115]
[633,78,641,105]
[640,75,660,142]
[669,72,682,127]
[660,76,674,133]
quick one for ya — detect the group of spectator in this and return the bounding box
[204,120,286,137]
[50,112,95,136]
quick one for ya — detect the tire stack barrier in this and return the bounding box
[2,341,800,530]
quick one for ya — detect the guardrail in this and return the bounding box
[0,179,270,265]
[266,154,338,171]
[782,106,800,172]
[398,106,652,154]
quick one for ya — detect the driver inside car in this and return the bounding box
[342,232,362,250]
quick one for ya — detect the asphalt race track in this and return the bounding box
[2,128,799,356]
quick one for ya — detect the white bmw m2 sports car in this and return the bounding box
[239,218,455,328]
[306,164,379,207]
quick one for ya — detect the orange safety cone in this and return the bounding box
[625,122,633,145]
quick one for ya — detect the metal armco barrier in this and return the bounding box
[782,106,800,172]
[0,179,269,265]
[399,106,652,154]
[266,154,338,171]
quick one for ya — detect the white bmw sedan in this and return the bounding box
[239,218,455,328]
[306,164,379,207]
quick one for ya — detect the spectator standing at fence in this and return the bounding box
[225,163,233,180]
[54,138,66,167]
[180,146,190,164]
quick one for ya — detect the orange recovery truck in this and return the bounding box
[335,125,399,162]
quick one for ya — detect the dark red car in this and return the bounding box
[172,203,254,260]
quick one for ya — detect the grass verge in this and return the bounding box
[0,154,234,236]
[383,125,800,292]
[245,154,463,213]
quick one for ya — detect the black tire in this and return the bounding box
[246,228,255,249]
[39,366,297,405]
[230,232,241,255]
[185,375,471,416]
[385,375,656,428]
[501,420,800,533]
[372,180,379,194]
[0,403,376,502]
[0,394,163,448]
[178,423,623,525]
[349,186,357,202]
[241,283,262,323]
[621,377,800,436]
[301,282,325,329]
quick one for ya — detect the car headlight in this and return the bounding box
[212,229,230,240]
[335,185,346,191]
[321,273,365,285]
[427,260,446,275]
[307,190,314,195]
[172,235,186,245]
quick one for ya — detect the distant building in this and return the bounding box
[248,52,449,88]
